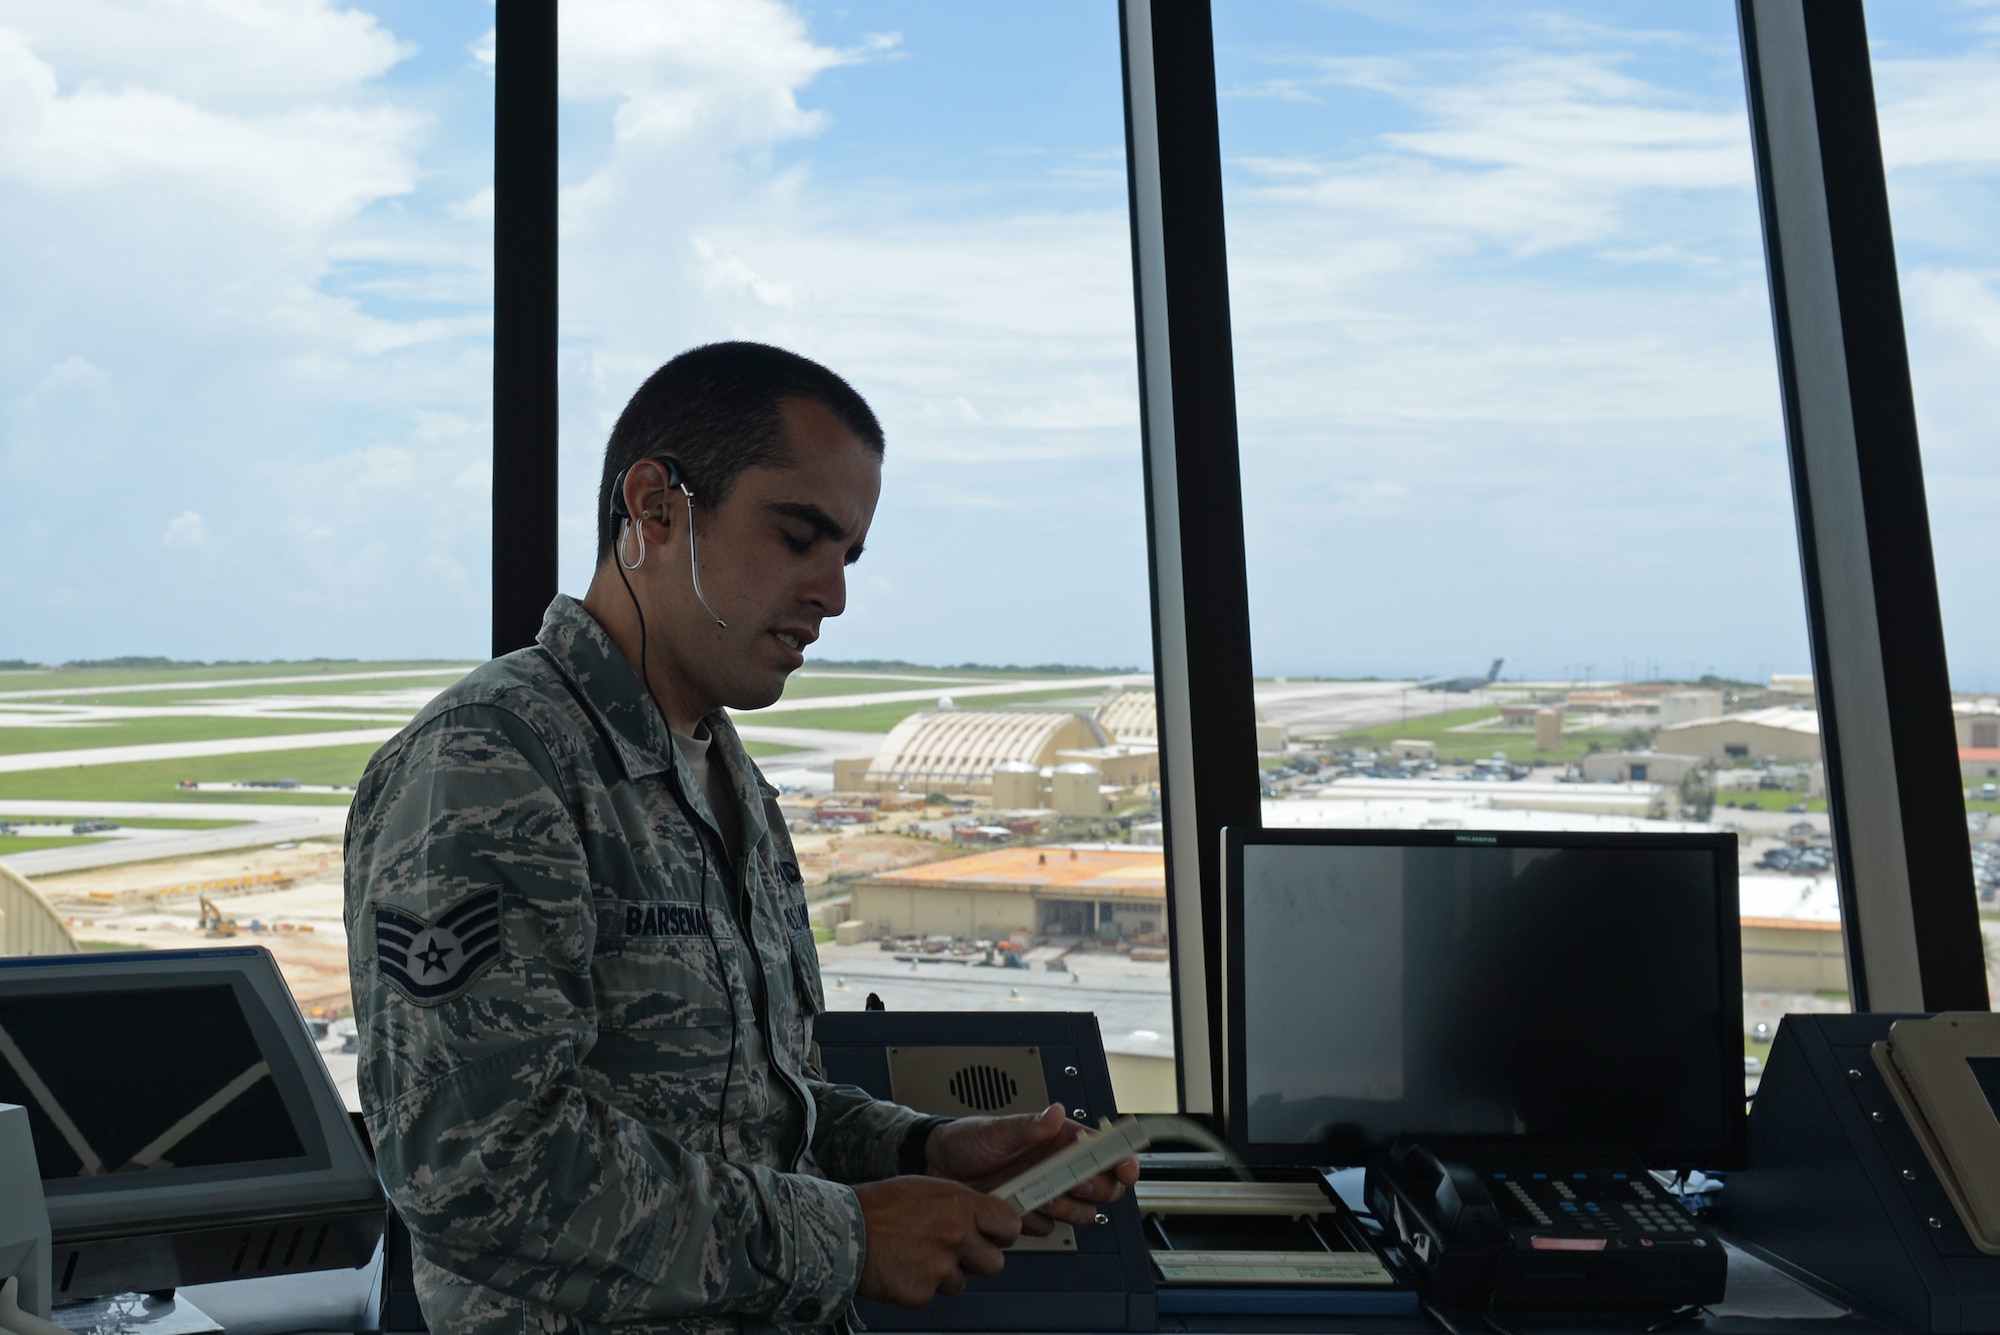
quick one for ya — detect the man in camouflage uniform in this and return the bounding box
[345,343,1135,1335]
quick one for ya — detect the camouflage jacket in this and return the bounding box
[344,595,928,1335]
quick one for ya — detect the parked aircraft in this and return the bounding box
[1415,658,1503,693]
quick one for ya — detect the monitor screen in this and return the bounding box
[0,947,383,1302]
[1225,830,1744,1169]
[0,983,308,1182]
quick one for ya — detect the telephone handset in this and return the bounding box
[1387,1141,1506,1244]
[1872,1012,2000,1255]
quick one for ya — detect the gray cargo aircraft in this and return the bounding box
[1415,658,1503,693]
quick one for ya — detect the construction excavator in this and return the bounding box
[198,894,237,938]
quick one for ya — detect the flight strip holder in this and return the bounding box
[811,1011,1155,1332]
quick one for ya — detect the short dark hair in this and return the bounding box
[595,342,885,561]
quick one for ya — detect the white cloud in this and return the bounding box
[1201,5,1992,685]
[162,510,207,547]
[1907,266,2000,363]
[0,2,493,661]
[1228,47,1752,258]
[1205,17,1824,678]
[1876,57,2000,169]
[31,355,109,395]
[1874,20,2000,687]
[0,28,424,232]
[0,0,409,102]
[449,185,494,221]
[558,0,892,152]
[691,237,795,309]
[548,1,1148,667]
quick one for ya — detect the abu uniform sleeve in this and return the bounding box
[344,703,864,1329]
[806,1079,937,1184]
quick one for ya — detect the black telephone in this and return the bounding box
[1365,1140,1726,1311]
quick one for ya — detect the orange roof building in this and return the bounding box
[850,846,1165,942]
[1962,746,2000,781]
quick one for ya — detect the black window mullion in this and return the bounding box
[1738,0,1986,1011]
[491,0,559,659]
[1120,0,1261,1118]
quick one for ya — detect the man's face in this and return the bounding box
[647,398,881,716]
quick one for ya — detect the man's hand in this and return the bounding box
[854,1177,1021,1308]
[923,1104,1141,1233]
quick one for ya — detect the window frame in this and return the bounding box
[492,0,558,659]
[1116,0,1261,1119]
[487,0,1990,1123]
[1737,0,1986,1012]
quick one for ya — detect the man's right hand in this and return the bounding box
[853,1176,1022,1307]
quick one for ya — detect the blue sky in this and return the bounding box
[1,1,1994,687]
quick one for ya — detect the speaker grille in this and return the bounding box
[947,1064,1020,1112]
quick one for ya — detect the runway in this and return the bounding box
[0,728,401,773]
[0,800,349,876]
[0,667,469,701]
[738,673,1148,715]
[1251,679,1500,735]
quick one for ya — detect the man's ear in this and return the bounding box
[623,459,677,530]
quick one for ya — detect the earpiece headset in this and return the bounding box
[609,456,727,629]
[608,454,743,1149]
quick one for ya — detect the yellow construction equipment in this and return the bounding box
[198,895,237,937]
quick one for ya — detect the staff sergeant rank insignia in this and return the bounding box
[375,889,503,1006]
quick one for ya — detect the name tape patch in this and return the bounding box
[600,900,716,940]
[781,901,812,934]
[376,888,503,1006]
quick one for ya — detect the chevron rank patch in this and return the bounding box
[375,888,503,1006]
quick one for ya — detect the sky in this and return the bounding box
[0,1,1993,687]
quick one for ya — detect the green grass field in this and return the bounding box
[1325,706,1630,765]
[27,668,1098,709]
[0,657,1037,807]
[0,835,114,855]
[27,673,470,706]
[0,715,394,758]
[0,737,803,806]
[0,745,387,804]
[740,685,1112,734]
[1715,789,1827,813]
[774,672,1007,701]
[0,816,246,829]
[0,661,470,694]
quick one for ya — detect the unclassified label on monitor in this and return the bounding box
[1150,1252,1396,1287]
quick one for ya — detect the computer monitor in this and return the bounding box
[1223,828,1745,1170]
[0,947,384,1303]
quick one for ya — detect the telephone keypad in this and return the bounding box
[1503,1180,1551,1226]
[1489,1166,1701,1244]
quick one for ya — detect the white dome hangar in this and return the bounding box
[1095,687,1158,745]
[863,709,1107,793]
